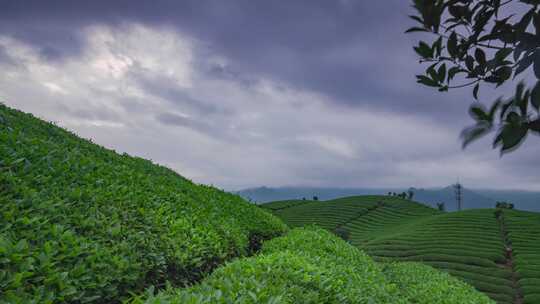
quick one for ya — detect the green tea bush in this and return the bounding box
[381,262,494,304]
[260,227,399,302]
[134,228,493,304]
[0,104,287,303]
[138,227,401,304]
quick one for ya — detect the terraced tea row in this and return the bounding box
[356,210,514,304]
[272,196,393,230]
[343,199,438,244]
[257,199,310,211]
[263,196,539,304]
[504,210,540,304]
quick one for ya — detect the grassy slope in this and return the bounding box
[263,196,540,304]
[0,104,286,303]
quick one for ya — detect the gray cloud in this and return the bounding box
[0,45,16,66]
[132,71,224,115]
[0,1,539,190]
[155,112,225,141]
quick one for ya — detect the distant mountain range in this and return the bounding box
[236,186,540,212]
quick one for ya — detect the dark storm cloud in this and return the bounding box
[2,0,539,190]
[0,1,428,111]
[0,0,531,116]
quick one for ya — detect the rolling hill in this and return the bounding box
[238,186,540,212]
[411,186,495,211]
[0,104,286,303]
[1,103,496,303]
[262,196,540,304]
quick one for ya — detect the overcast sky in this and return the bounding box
[1,0,538,190]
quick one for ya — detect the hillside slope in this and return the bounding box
[0,104,502,304]
[263,196,540,304]
[0,104,286,303]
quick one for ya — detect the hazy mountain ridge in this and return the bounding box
[237,186,540,212]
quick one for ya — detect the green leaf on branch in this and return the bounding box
[494,66,512,84]
[529,119,540,133]
[515,82,525,105]
[500,100,514,120]
[516,8,535,33]
[493,122,529,154]
[534,50,540,79]
[506,112,521,124]
[447,32,458,58]
[475,49,487,66]
[515,53,535,78]
[534,11,540,34]
[465,56,475,71]
[437,63,446,83]
[531,81,540,111]
[461,122,492,149]
[473,83,480,100]
[427,63,439,81]
[405,27,428,33]
[416,75,440,87]
[414,41,433,59]
[513,42,526,62]
[469,103,489,122]
[495,48,513,63]
[409,15,424,24]
[433,37,443,57]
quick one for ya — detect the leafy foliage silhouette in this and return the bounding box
[407,0,540,153]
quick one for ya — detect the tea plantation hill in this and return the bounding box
[0,103,493,303]
[0,104,287,303]
[262,196,540,304]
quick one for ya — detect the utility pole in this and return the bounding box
[454,182,462,211]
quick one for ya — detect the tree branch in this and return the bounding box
[447,79,481,89]
[430,29,506,50]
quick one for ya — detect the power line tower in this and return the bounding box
[454,182,462,211]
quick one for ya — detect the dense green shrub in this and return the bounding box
[0,104,287,303]
[133,228,493,304]
[137,227,400,304]
[260,227,399,302]
[381,262,494,304]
